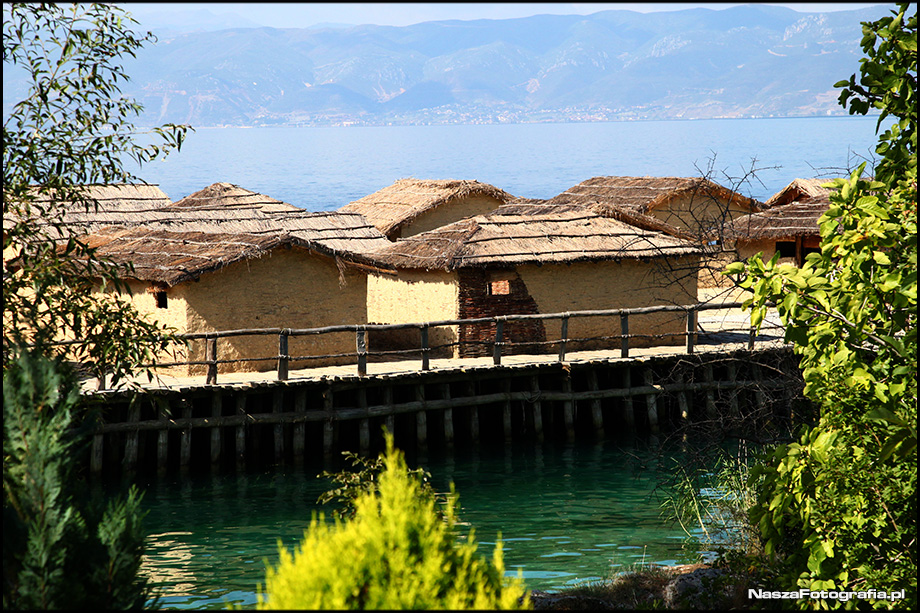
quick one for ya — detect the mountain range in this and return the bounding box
[2,4,897,127]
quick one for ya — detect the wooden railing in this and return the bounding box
[132,301,779,386]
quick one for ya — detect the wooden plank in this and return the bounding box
[493,319,504,365]
[206,337,218,385]
[558,316,569,362]
[277,331,289,381]
[686,308,697,354]
[421,325,430,371]
[620,314,629,358]
[356,329,367,377]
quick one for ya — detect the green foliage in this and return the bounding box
[258,434,530,610]
[317,446,439,520]
[3,351,156,609]
[2,3,190,385]
[722,3,917,607]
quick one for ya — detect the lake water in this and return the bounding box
[137,439,718,610]
[133,116,882,209]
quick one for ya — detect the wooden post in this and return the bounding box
[749,325,756,350]
[622,367,635,429]
[467,381,479,442]
[235,395,247,469]
[643,369,659,435]
[206,337,218,385]
[293,389,306,462]
[92,432,104,475]
[420,324,430,371]
[493,318,504,365]
[620,313,630,358]
[273,389,284,464]
[558,315,569,362]
[562,374,575,442]
[727,362,740,415]
[686,308,697,354]
[752,364,768,415]
[124,400,140,473]
[415,384,428,449]
[384,386,395,436]
[502,379,512,442]
[530,376,544,443]
[158,403,170,474]
[587,369,604,439]
[179,401,192,470]
[356,328,367,377]
[323,387,335,461]
[441,383,454,447]
[703,364,718,422]
[277,330,289,381]
[358,387,370,456]
[210,392,222,468]
[676,374,690,422]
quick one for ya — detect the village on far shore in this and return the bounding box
[4,174,834,380]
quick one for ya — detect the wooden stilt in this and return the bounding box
[622,368,635,429]
[179,401,192,469]
[416,384,428,450]
[530,376,544,443]
[676,374,690,422]
[644,369,659,434]
[158,403,170,475]
[124,400,140,473]
[562,375,575,442]
[441,383,454,447]
[703,364,718,422]
[92,433,104,475]
[323,387,335,461]
[384,386,395,437]
[293,389,306,461]
[727,362,740,415]
[358,387,370,456]
[587,369,604,439]
[273,389,284,464]
[235,395,247,469]
[467,381,479,442]
[210,392,222,467]
[502,379,512,442]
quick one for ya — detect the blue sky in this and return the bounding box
[122,2,888,29]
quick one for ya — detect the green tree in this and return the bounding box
[724,3,916,607]
[3,2,190,385]
[3,351,155,609]
[258,434,530,610]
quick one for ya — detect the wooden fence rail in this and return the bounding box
[128,301,767,386]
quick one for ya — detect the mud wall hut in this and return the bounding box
[339,178,514,240]
[762,178,834,208]
[726,194,830,268]
[365,203,701,359]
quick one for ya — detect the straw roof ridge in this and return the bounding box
[367,209,700,271]
[763,178,836,208]
[726,194,831,240]
[546,175,762,214]
[168,182,303,212]
[340,178,515,235]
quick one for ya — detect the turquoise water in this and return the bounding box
[136,439,712,610]
[133,116,880,209]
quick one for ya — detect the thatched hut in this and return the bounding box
[339,178,514,240]
[364,203,702,358]
[167,181,303,213]
[75,208,391,376]
[763,178,834,208]
[545,176,762,238]
[726,194,830,267]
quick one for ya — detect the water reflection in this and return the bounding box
[136,440,710,610]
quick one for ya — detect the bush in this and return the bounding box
[257,434,529,610]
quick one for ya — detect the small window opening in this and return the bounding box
[489,280,511,296]
[776,241,796,258]
[155,291,168,309]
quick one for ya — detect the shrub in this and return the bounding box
[257,434,529,610]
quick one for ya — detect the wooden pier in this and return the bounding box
[80,343,804,479]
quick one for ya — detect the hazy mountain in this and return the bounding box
[2,4,897,127]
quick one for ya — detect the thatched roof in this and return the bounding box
[14,182,392,257]
[339,179,515,236]
[3,184,172,233]
[367,207,702,272]
[725,194,830,241]
[167,182,303,213]
[545,176,762,215]
[764,178,835,208]
[79,227,308,286]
